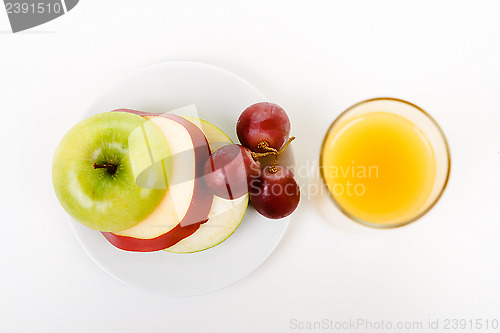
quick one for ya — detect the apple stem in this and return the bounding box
[92,163,118,175]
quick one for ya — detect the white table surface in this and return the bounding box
[1,1,499,332]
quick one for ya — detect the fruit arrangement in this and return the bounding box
[53,102,299,253]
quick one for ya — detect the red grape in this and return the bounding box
[236,102,291,152]
[203,144,261,200]
[249,165,300,219]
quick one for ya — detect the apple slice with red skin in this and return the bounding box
[101,109,213,252]
[166,117,249,254]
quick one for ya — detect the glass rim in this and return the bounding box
[319,97,451,229]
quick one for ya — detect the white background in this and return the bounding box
[1,1,500,332]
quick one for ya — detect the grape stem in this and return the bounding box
[251,136,296,166]
[268,162,279,174]
[257,140,278,153]
[251,151,277,160]
[277,136,295,155]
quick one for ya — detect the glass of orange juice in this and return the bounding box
[320,98,450,228]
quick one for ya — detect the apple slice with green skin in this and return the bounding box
[52,112,172,232]
[166,117,249,254]
[102,110,213,252]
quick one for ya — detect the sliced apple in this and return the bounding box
[166,194,248,253]
[102,110,213,252]
[182,116,233,152]
[166,117,249,254]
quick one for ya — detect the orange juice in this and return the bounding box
[321,112,437,226]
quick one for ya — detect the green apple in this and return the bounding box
[102,111,214,252]
[52,112,172,232]
[165,117,248,254]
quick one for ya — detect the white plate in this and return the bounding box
[70,61,292,297]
